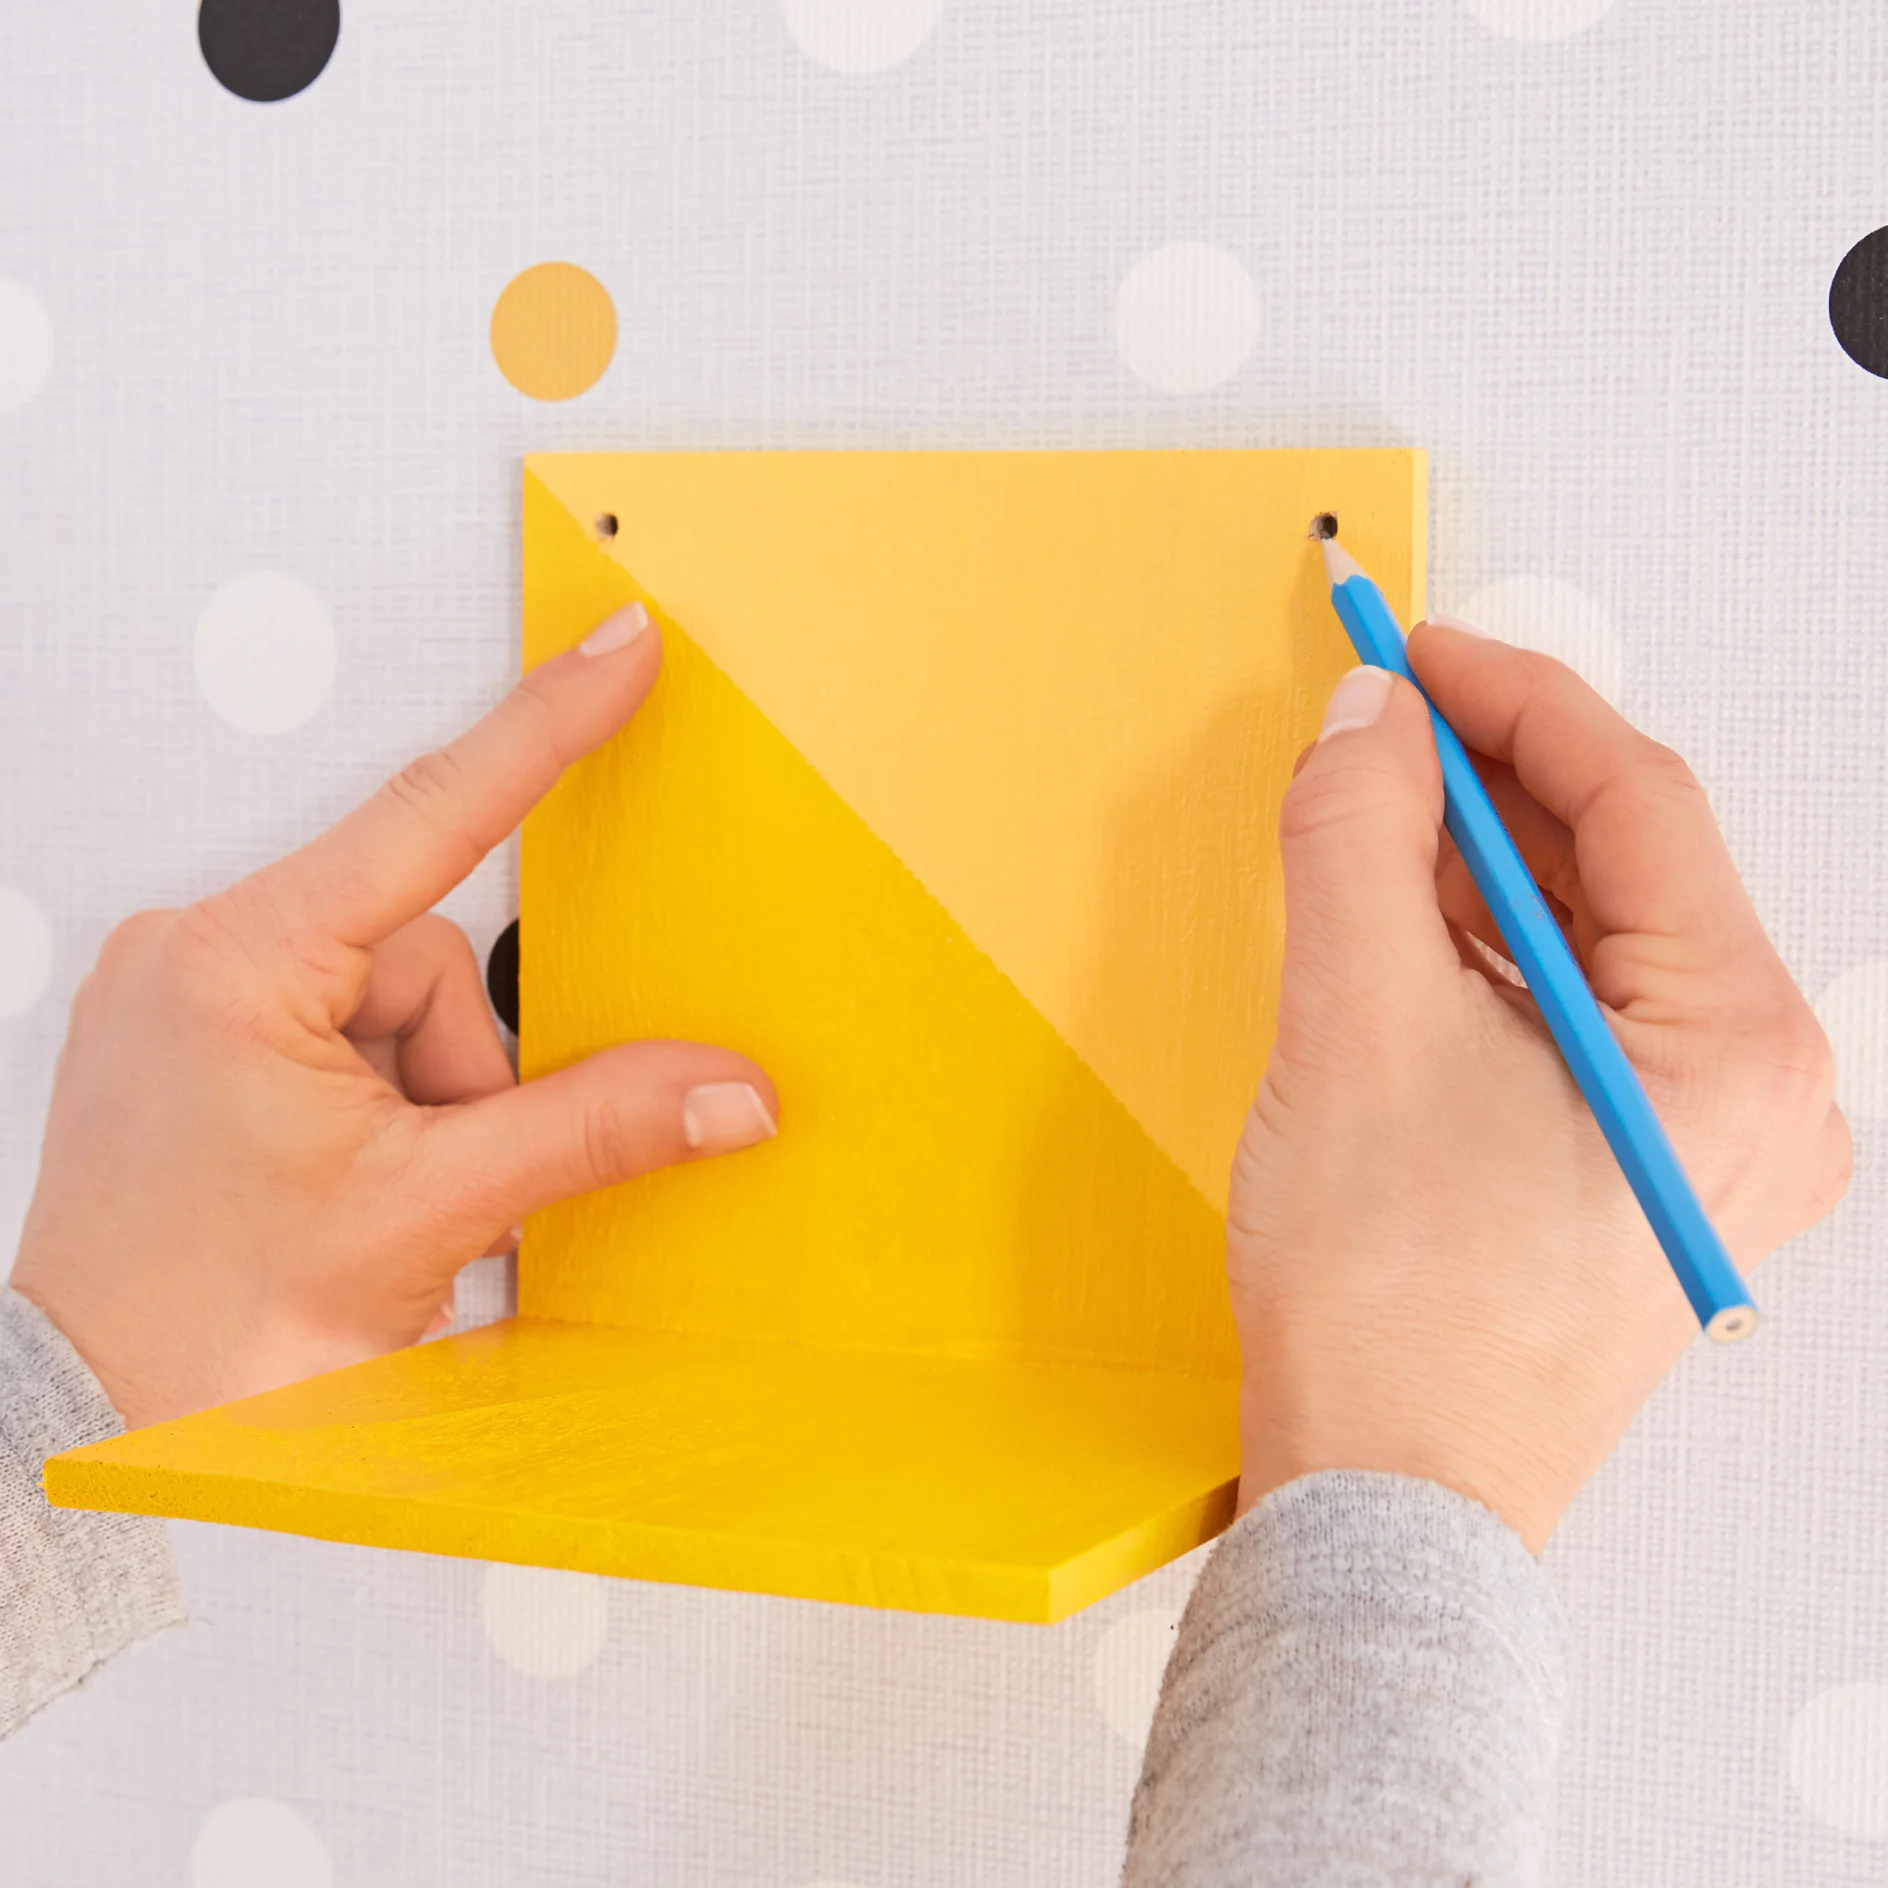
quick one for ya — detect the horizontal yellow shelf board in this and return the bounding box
[47,1319,1239,1623]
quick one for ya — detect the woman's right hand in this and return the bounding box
[1225,620,1850,1553]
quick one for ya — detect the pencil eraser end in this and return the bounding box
[1705,1304,1760,1345]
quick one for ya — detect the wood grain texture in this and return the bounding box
[47,1319,1240,1622]
[47,450,1424,1618]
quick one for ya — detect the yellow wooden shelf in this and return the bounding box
[47,448,1423,1619]
[46,1319,1240,1622]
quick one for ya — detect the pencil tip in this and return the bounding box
[1320,536,1363,586]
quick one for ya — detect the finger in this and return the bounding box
[1407,620,1780,996]
[1317,701,1581,961]
[433,1224,522,1332]
[421,1039,779,1228]
[1446,917,1531,991]
[1810,1105,1855,1235]
[1272,666,1460,1059]
[1433,763,1582,954]
[254,603,658,948]
[342,914,515,1107]
[1436,830,1506,961]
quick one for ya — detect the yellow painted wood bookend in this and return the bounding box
[46,449,1425,1622]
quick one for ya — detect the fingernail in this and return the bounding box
[1318,666,1395,741]
[1427,613,1493,639]
[507,1224,523,1249]
[682,1081,778,1155]
[578,601,651,657]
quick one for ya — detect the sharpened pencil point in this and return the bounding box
[1307,512,1339,540]
[1319,536,1364,586]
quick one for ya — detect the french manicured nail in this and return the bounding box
[1318,665,1395,741]
[1427,613,1492,639]
[578,601,650,657]
[682,1081,778,1155]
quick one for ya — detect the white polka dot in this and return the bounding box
[0,280,54,415]
[1458,0,1621,41]
[1452,575,1624,705]
[481,1564,609,1677]
[194,572,336,735]
[1788,1682,1888,1838]
[192,1798,332,1888]
[1814,959,1888,1125]
[780,0,946,73]
[0,889,53,1020]
[1093,1606,1179,1746]
[1113,243,1263,395]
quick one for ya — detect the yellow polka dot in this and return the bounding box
[490,263,616,401]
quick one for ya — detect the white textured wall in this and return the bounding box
[3,2,1888,1882]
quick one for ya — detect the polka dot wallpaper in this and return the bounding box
[197,0,340,103]
[194,570,337,735]
[1831,228,1888,380]
[1,2,1886,1883]
[0,280,54,415]
[489,262,618,402]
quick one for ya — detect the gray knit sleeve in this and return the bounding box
[0,1286,183,1739]
[1122,1470,1569,1888]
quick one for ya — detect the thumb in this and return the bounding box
[422,1039,779,1230]
[1273,666,1458,1054]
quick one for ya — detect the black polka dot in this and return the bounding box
[1830,227,1888,379]
[199,0,340,104]
[486,919,519,1036]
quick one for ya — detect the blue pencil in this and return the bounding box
[1316,531,1757,1344]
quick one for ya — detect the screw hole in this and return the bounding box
[594,513,619,539]
[1308,512,1339,541]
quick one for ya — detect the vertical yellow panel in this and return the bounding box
[520,452,1423,1367]
[521,471,1235,1375]
[527,450,1423,1206]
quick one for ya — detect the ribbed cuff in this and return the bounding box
[1125,1470,1569,1888]
[0,1287,184,1738]
[1190,1470,1569,1728]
